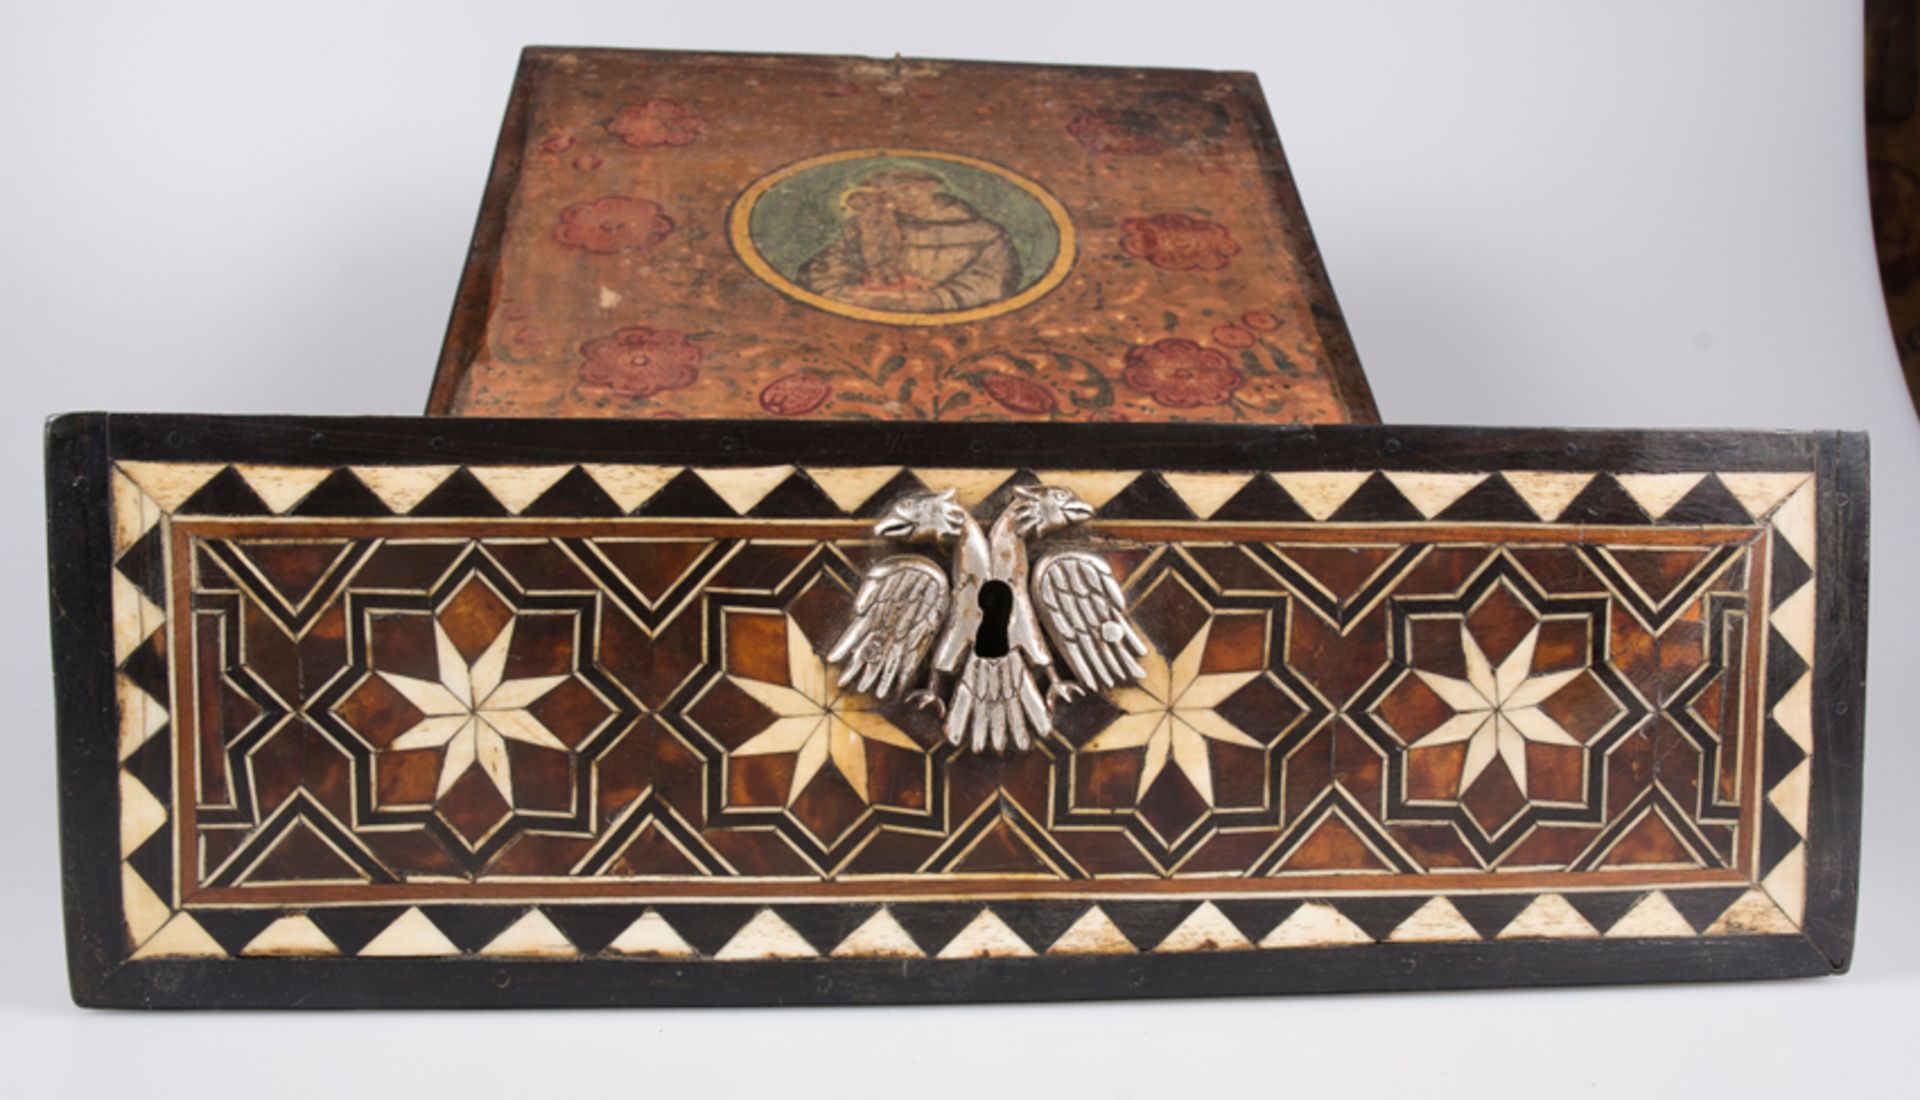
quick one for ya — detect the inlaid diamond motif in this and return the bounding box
[731,615,920,806]
[380,619,569,802]
[1409,624,1581,800]
[1080,620,1262,806]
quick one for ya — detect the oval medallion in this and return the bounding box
[729,149,1075,326]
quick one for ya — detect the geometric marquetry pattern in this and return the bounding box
[108,460,1817,960]
[116,888,1803,963]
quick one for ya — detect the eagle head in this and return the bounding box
[873,488,967,541]
[1010,485,1096,536]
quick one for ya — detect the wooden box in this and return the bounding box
[47,414,1865,1007]
[427,48,1377,424]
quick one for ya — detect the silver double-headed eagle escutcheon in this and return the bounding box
[825,485,1149,754]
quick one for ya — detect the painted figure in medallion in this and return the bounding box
[827,485,1148,753]
[798,169,1022,312]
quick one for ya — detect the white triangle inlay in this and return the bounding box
[1762,845,1808,924]
[911,469,1017,509]
[830,908,925,958]
[1271,472,1372,521]
[715,909,818,960]
[1772,483,1818,564]
[1705,888,1799,935]
[1386,897,1479,943]
[122,863,171,947]
[1719,473,1810,521]
[130,914,225,959]
[480,910,577,957]
[1045,470,1146,511]
[119,772,167,858]
[694,466,798,515]
[606,910,698,958]
[1768,758,1812,833]
[1772,672,1813,752]
[1261,902,1373,948]
[112,571,165,665]
[1771,582,1816,661]
[1604,892,1696,938]
[111,470,161,555]
[242,915,340,957]
[807,466,905,514]
[1155,901,1253,952]
[936,909,1034,958]
[118,674,168,762]
[1616,473,1707,520]
[1498,894,1598,940]
[582,464,683,513]
[118,461,227,512]
[359,907,460,957]
[350,465,459,514]
[468,466,574,514]
[235,465,334,513]
[1382,472,1487,519]
[1159,472,1258,520]
[1048,906,1136,955]
[1502,471,1595,521]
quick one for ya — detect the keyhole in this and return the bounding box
[974,581,1013,658]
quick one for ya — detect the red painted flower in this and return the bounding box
[1122,339,1245,408]
[980,373,1057,415]
[1241,309,1280,332]
[1119,213,1241,271]
[538,131,576,155]
[1211,324,1255,349]
[506,323,549,358]
[553,197,674,254]
[607,99,705,148]
[1067,108,1163,155]
[759,371,832,416]
[577,327,701,398]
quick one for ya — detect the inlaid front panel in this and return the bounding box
[52,418,1863,1005]
[162,521,1774,896]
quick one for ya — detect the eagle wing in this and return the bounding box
[826,555,950,698]
[1031,551,1148,690]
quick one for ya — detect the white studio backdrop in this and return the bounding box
[1,2,1913,1097]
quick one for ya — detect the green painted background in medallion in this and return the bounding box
[744,154,1063,289]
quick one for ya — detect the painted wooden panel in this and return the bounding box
[428,49,1377,425]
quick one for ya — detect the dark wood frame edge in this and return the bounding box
[47,413,122,1007]
[1230,71,1379,422]
[79,413,1840,473]
[79,937,1829,1011]
[1803,430,1869,971]
[424,48,535,417]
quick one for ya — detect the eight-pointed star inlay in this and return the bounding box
[732,615,920,805]
[380,619,569,803]
[1410,623,1581,797]
[1079,620,1262,806]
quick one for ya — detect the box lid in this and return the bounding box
[430,48,1377,424]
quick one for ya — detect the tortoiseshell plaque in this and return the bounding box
[47,415,1866,1007]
